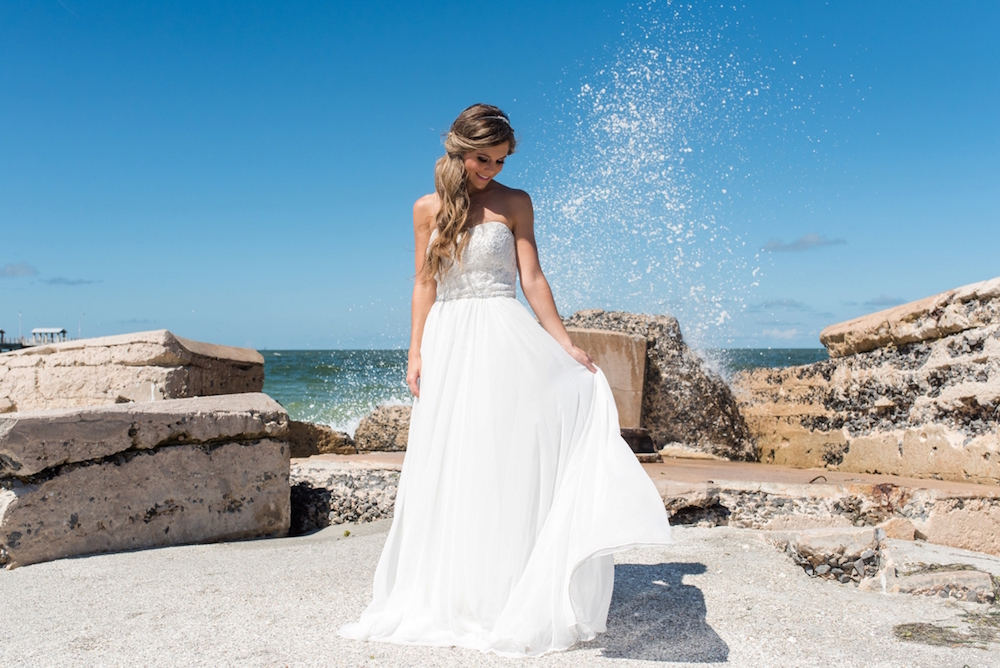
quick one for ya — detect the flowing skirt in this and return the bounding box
[338,296,673,657]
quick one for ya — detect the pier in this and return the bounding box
[0,327,69,352]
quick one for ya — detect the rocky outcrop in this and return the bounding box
[566,327,647,429]
[733,277,1000,484]
[770,527,1000,603]
[821,277,1000,357]
[0,393,289,568]
[288,421,356,458]
[0,330,264,413]
[354,405,411,452]
[563,310,755,460]
[289,457,400,535]
[660,476,1000,557]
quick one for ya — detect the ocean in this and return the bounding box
[261,348,828,435]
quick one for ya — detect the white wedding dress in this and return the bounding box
[339,221,673,657]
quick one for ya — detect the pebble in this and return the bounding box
[815,564,831,576]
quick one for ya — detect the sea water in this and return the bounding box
[262,347,827,435]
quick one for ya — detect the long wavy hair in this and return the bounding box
[424,104,516,280]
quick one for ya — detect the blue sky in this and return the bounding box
[2,0,998,350]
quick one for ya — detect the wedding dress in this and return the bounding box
[338,221,673,657]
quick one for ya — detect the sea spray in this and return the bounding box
[523,0,769,351]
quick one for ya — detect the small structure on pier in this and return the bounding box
[31,328,68,345]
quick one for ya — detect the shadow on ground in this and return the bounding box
[597,562,728,663]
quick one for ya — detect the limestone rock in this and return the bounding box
[566,328,646,428]
[563,310,755,460]
[0,393,290,568]
[0,330,264,413]
[732,296,1000,484]
[288,420,356,458]
[820,276,1000,358]
[354,405,412,452]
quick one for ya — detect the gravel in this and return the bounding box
[0,524,995,667]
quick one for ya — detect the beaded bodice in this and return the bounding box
[432,221,517,301]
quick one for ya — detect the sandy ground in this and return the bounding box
[2,521,997,668]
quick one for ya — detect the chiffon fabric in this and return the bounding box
[338,221,673,657]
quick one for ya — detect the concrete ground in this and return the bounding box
[2,520,997,668]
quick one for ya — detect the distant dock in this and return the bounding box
[1,327,69,352]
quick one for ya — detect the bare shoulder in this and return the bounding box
[413,193,439,233]
[499,186,534,230]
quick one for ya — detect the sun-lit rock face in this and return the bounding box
[0,330,264,413]
[733,276,1000,485]
[0,393,290,569]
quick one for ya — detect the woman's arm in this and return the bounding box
[511,191,596,373]
[406,195,438,397]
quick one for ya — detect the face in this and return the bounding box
[463,142,509,191]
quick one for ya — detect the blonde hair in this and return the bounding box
[425,104,516,279]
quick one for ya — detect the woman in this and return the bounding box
[339,104,672,657]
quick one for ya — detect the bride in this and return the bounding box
[339,104,673,657]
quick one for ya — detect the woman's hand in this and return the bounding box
[563,344,597,373]
[406,353,422,397]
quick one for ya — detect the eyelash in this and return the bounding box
[477,157,504,164]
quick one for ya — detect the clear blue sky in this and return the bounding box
[2,0,998,350]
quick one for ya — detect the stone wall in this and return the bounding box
[733,276,1000,484]
[563,310,755,460]
[0,330,264,413]
[0,393,290,568]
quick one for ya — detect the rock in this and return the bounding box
[289,457,401,534]
[815,564,831,575]
[820,276,1000,358]
[879,517,917,541]
[0,393,289,568]
[287,420,356,458]
[562,310,755,460]
[0,330,264,413]
[354,405,411,452]
[566,327,647,428]
[732,276,1000,484]
[0,398,13,414]
[893,570,997,604]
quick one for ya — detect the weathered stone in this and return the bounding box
[0,393,289,568]
[892,570,996,603]
[289,456,401,534]
[879,517,917,541]
[354,405,411,452]
[563,310,755,460]
[732,279,1000,483]
[288,420,356,458]
[820,276,1000,358]
[0,330,264,413]
[566,327,646,428]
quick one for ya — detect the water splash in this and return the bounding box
[525,1,768,348]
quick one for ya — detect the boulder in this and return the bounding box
[0,330,263,413]
[566,327,646,428]
[732,276,1000,484]
[0,393,289,568]
[562,310,755,460]
[288,420,356,458]
[354,405,412,452]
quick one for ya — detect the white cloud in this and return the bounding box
[0,262,37,277]
[763,234,846,253]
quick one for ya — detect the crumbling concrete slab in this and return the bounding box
[0,330,264,413]
[0,393,290,568]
